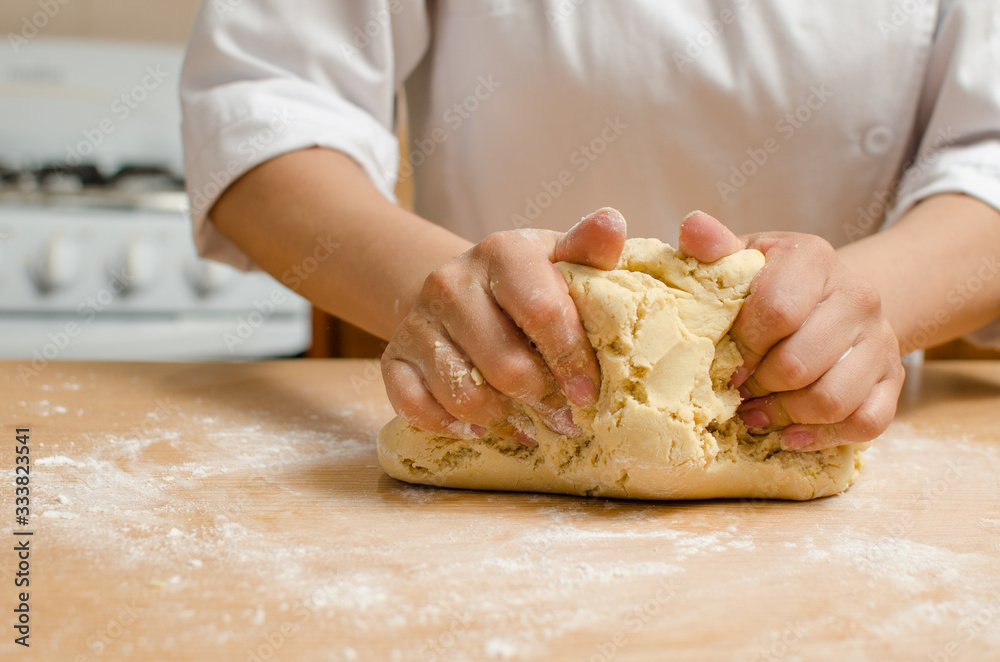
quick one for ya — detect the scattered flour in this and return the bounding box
[484,638,521,659]
[21,404,1000,659]
[42,510,78,520]
[36,456,85,467]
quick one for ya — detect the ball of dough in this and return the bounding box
[378,236,866,500]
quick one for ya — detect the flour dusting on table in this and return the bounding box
[22,387,1000,661]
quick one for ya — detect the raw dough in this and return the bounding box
[378,236,867,500]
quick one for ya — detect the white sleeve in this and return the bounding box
[180,0,430,270]
[884,1,1000,349]
[885,0,1000,223]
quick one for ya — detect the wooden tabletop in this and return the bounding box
[1,359,998,661]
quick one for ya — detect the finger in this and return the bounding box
[381,356,486,440]
[417,332,521,430]
[678,210,745,262]
[391,314,539,445]
[741,286,872,397]
[730,236,834,388]
[553,207,628,270]
[421,250,579,437]
[739,333,891,430]
[779,372,904,451]
[439,289,581,438]
[492,260,600,408]
[502,206,625,406]
[488,235,604,409]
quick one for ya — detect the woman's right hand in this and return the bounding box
[381,208,628,444]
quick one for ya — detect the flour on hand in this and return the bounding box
[379,236,866,500]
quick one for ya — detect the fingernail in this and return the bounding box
[471,424,488,438]
[738,386,752,401]
[446,421,480,440]
[546,406,580,437]
[514,430,537,446]
[509,413,537,446]
[566,376,598,407]
[731,367,750,388]
[781,431,814,451]
[740,408,769,430]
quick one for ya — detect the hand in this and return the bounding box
[679,212,905,451]
[381,208,628,444]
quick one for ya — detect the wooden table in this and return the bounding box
[1,359,998,661]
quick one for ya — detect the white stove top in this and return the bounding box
[0,38,311,361]
[0,37,185,176]
[0,202,311,361]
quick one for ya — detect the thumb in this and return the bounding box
[678,210,745,262]
[553,207,627,270]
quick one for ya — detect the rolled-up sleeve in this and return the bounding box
[886,1,1000,223]
[884,1,1000,348]
[180,0,429,270]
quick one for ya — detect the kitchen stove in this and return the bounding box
[0,37,311,361]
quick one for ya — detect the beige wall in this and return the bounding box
[1,0,202,44]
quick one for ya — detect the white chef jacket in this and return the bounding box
[180,0,1000,343]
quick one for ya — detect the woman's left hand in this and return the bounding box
[679,212,905,451]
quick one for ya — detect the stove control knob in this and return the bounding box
[109,239,158,294]
[185,259,236,296]
[29,235,79,294]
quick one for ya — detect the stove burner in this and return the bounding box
[0,163,187,213]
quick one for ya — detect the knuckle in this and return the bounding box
[388,317,421,352]
[806,234,836,257]
[473,231,507,256]
[848,405,889,441]
[758,292,801,335]
[473,230,529,267]
[487,353,546,401]
[851,283,883,316]
[393,387,433,429]
[769,349,812,390]
[391,324,413,349]
[426,350,492,418]
[441,395,480,421]
[732,329,766,363]
[542,336,586,376]
[896,363,907,387]
[879,320,900,351]
[886,320,901,345]
[380,351,396,374]
[381,356,411,393]
[520,291,573,335]
[436,379,490,420]
[809,386,851,423]
[421,265,461,306]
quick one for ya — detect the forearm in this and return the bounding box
[838,193,1000,353]
[210,147,472,340]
